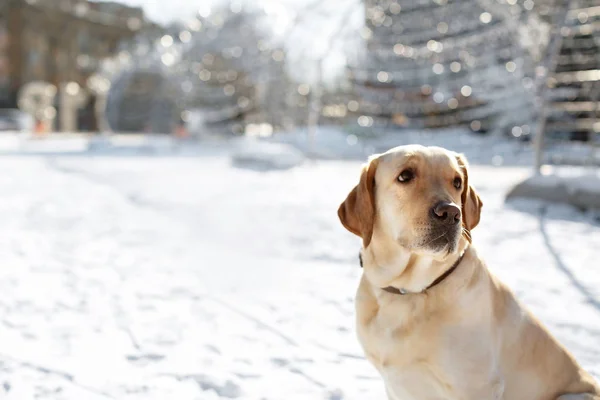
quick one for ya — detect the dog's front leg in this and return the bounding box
[557,394,600,400]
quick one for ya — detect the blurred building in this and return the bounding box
[0,0,158,116]
[0,14,8,108]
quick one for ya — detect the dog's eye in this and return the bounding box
[398,169,415,183]
[453,177,462,189]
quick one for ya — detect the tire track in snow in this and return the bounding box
[206,296,298,347]
[0,353,116,399]
[538,206,600,313]
[45,158,164,212]
[204,296,336,391]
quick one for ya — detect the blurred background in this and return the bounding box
[0,0,598,399]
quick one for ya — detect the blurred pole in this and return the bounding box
[307,59,323,157]
[590,84,600,166]
[87,74,111,133]
[94,94,109,132]
[533,101,548,174]
[59,82,88,133]
[533,3,569,175]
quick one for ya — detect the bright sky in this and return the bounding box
[101,0,295,25]
[97,0,214,23]
[98,0,363,84]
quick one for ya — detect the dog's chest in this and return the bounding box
[357,296,504,400]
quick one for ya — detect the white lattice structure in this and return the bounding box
[349,0,537,134]
[533,0,600,172]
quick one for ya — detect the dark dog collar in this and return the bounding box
[359,248,468,295]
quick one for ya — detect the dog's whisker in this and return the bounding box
[419,231,448,247]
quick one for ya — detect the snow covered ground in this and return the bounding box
[0,133,598,399]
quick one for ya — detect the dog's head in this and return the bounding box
[338,145,482,256]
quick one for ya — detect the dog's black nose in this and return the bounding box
[431,202,461,225]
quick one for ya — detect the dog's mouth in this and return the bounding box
[421,226,460,252]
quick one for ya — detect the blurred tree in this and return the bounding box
[278,0,363,150]
[177,4,298,135]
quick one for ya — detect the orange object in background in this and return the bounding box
[33,119,47,135]
[174,124,189,138]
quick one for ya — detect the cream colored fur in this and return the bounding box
[338,145,600,400]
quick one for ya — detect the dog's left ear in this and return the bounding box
[455,153,483,233]
[338,156,379,248]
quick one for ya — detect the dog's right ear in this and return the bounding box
[338,157,379,248]
[455,153,483,234]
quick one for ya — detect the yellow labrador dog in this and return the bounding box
[338,145,600,400]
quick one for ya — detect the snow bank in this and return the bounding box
[507,167,600,210]
[87,134,176,155]
[268,126,369,160]
[230,139,305,170]
[267,125,533,166]
[0,128,532,168]
[0,133,23,152]
[0,133,179,156]
[0,133,90,154]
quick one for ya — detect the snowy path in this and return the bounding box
[0,152,598,399]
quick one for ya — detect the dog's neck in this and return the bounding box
[361,231,470,294]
